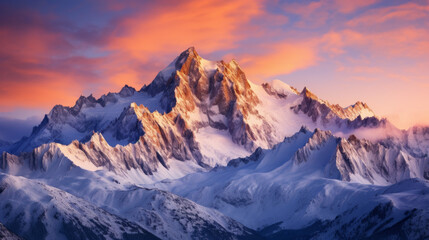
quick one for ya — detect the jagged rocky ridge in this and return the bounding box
[293,87,383,129]
[1,47,396,179]
[404,125,429,157]
[260,189,429,240]
[0,222,22,240]
[0,159,263,240]
[0,173,160,240]
[0,47,428,240]
[150,128,429,239]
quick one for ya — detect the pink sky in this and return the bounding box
[0,0,428,141]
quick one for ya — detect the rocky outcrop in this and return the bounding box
[290,128,428,185]
[228,127,429,185]
[4,47,424,179]
[6,47,276,174]
[118,85,136,97]
[261,81,299,99]
[292,86,382,129]
[404,125,429,158]
[0,222,22,240]
[292,128,334,165]
[142,47,270,150]
[0,173,160,240]
[335,134,428,184]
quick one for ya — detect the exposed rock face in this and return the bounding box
[223,128,428,185]
[0,222,22,240]
[119,85,136,97]
[0,169,263,240]
[262,79,300,99]
[1,47,428,240]
[152,128,429,239]
[2,47,424,179]
[6,84,166,155]
[335,134,429,184]
[105,187,263,240]
[261,199,429,240]
[104,103,203,165]
[0,173,159,240]
[143,47,269,150]
[405,125,429,157]
[227,147,264,167]
[292,86,382,129]
[225,127,428,185]
[292,128,335,165]
[1,133,194,175]
[286,128,428,185]
[4,47,275,175]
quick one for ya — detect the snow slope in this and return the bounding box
[405,125,429,157]
[0,47,428,240]
[8,86,165,153]
[147,129,429,239]
[4,47,395,180]
[0,152,262,240]
[0,173,159,240]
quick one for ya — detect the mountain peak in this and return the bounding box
[183,46,198,56]
[300,87,318,100]
[262,79,300,98]
[89,131,106,144]
[71,94,97,114]
[354,101,366,107]
[142,47,205,96]
[119,85,136,97]
[228,59,240,68]
[313,128,332,139]
[175,47,200,69]
[299,126,311,133]
[344,101,376,120]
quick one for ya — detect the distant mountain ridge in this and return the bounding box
[2,47,399,177]
[0,47,428,240]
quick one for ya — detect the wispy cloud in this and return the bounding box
[238,40,319,81]
[0,0,428,130]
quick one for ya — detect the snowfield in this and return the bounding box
[0,47,428,239]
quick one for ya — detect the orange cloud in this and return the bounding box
[283,1,323,17]
[318,24,429,62]
[0,54,103,110]
[99,0,266,89]
[347,2,429,27]
[320,32,347,56]
[0,7,104,111]
[288,0,378,15]
[107,0,263,59]
[238,41,319,81]
[0,77,81,110]
[283,0,379,28]
[0,0,268,111]
[333,0,378,14]
[1,0,429,131]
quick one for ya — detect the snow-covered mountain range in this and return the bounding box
[0,47,428,239]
